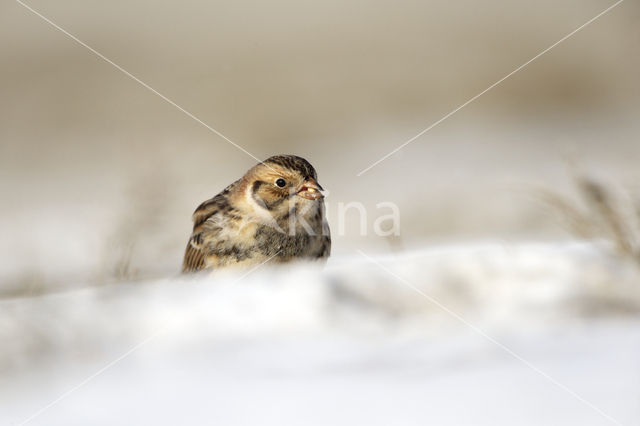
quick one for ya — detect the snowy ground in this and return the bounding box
[2,242,639,425]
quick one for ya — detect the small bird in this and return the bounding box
[182,155,331,272]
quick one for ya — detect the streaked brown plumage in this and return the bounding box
[182,155,331,272]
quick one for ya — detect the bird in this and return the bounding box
[182,154,331,272]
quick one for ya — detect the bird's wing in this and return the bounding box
[182,182,238,272]
[182,233,206,272]
[182,199,224,272]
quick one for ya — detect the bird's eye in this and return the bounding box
[275,178,286,188]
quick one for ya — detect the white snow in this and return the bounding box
[1,242,639,425]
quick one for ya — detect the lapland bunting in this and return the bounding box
[182,155,331,272]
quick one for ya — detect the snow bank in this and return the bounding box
[2,242,639,425]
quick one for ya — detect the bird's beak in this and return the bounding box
[297,177,324,200]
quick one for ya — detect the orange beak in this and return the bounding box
[297,177,324,200]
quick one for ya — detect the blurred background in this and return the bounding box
[2,0,639,290]
[1,0,640,424]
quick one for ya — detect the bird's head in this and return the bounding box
[239,155,325,222]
